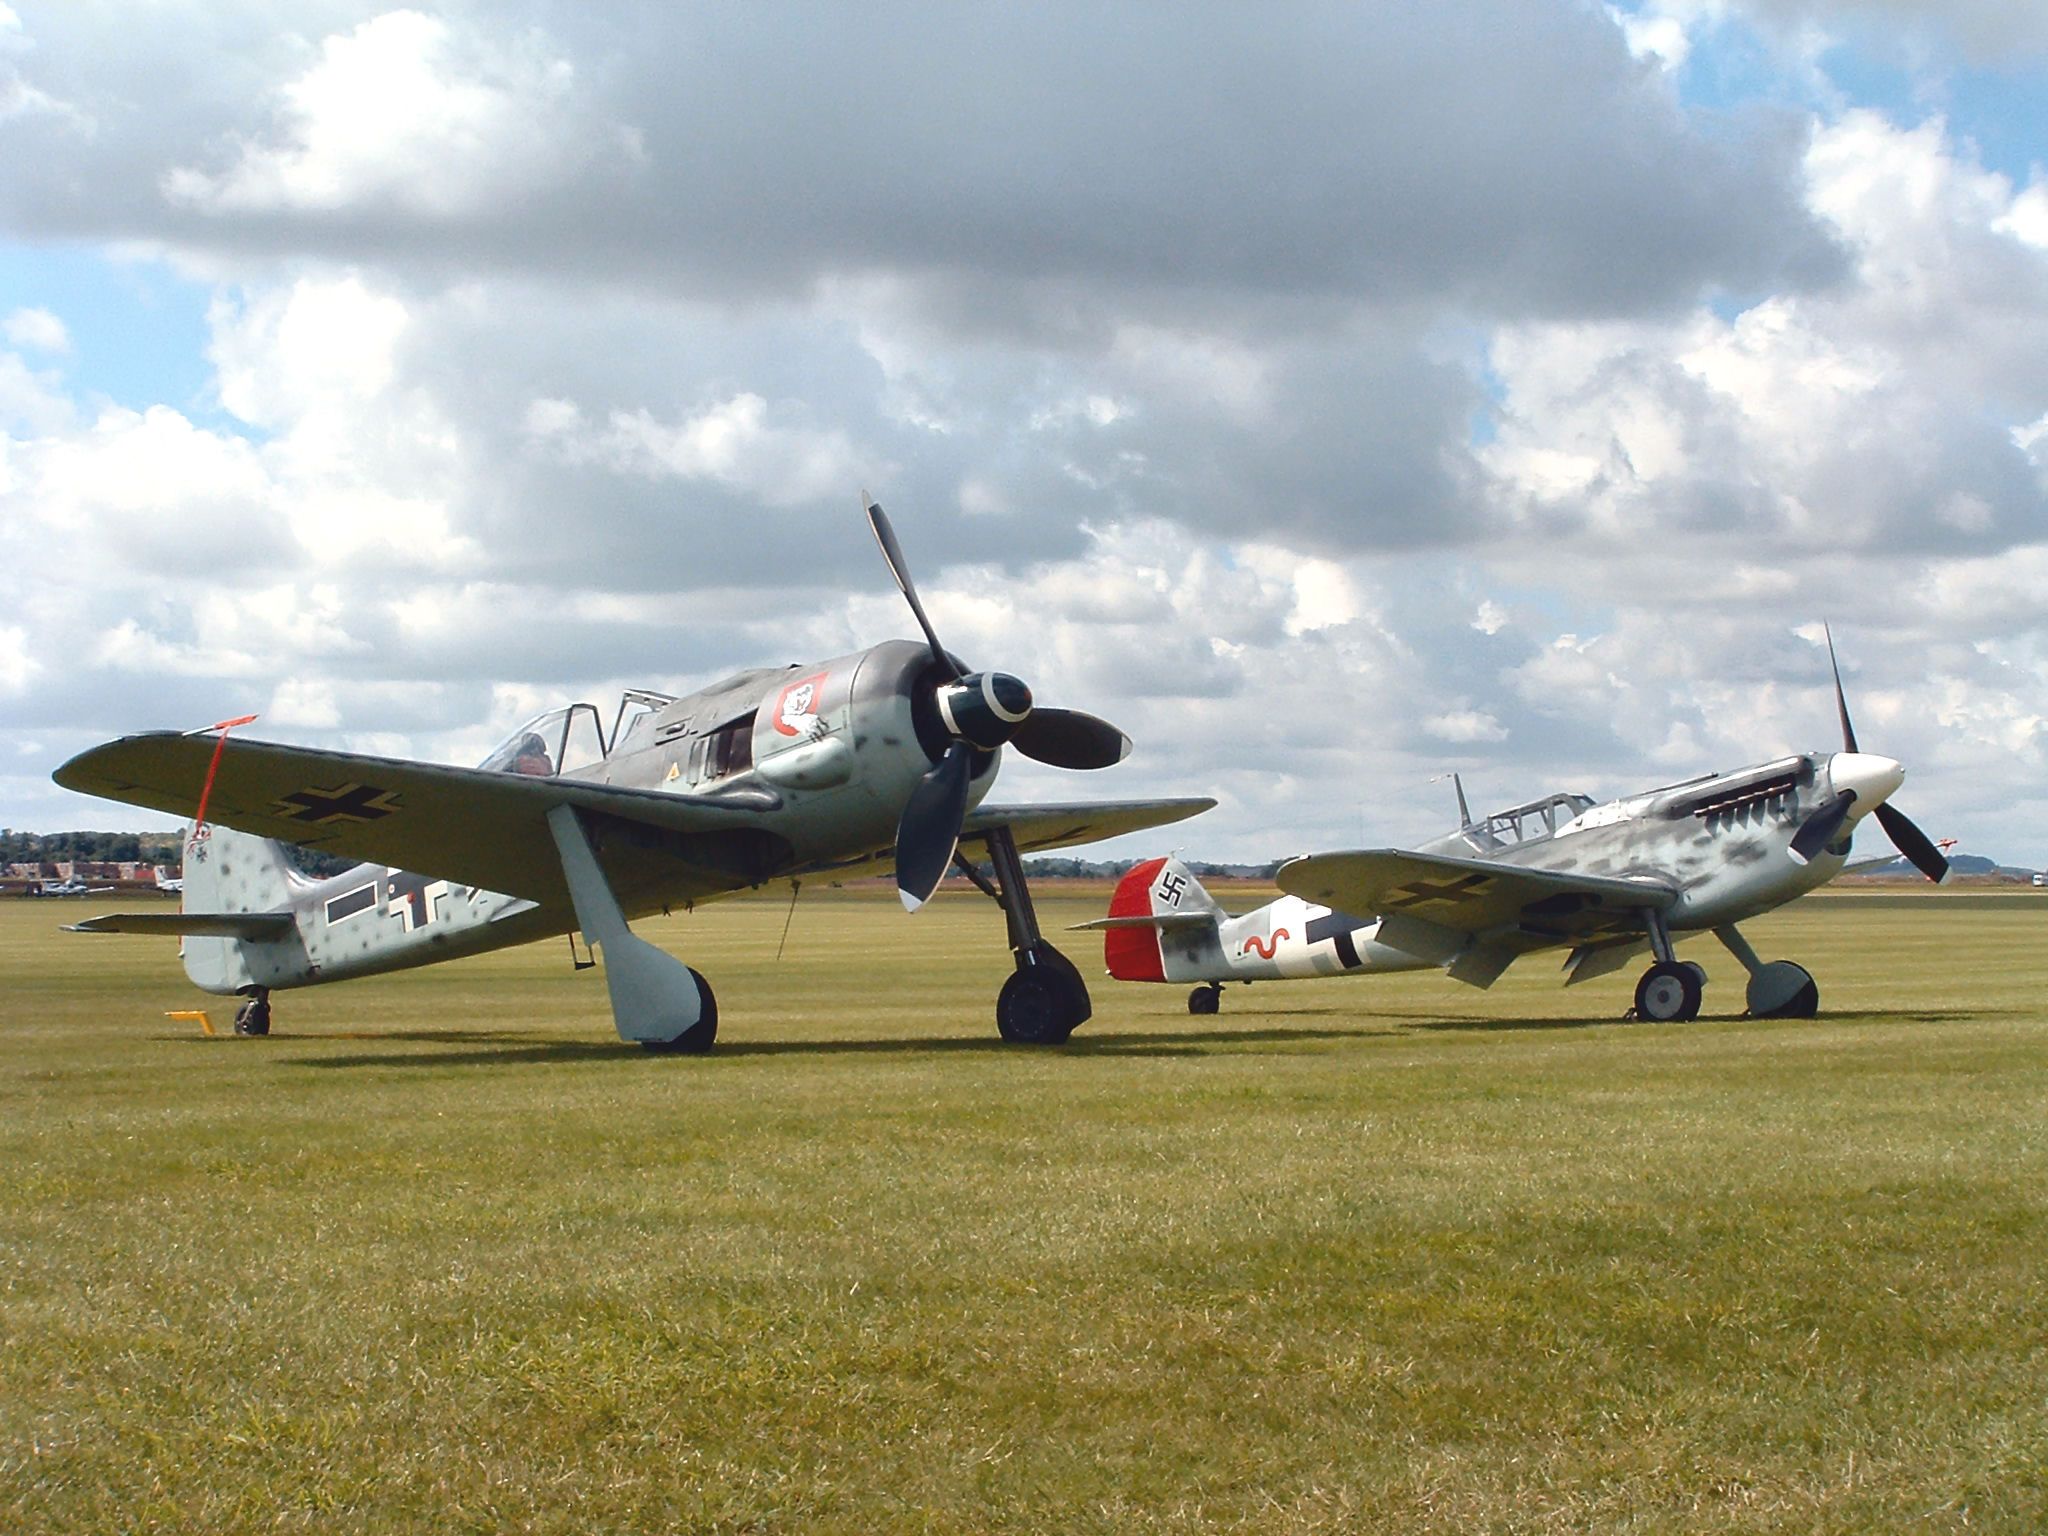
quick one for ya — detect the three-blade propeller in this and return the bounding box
[864,493,1132,910]
[1788,627,1948,881]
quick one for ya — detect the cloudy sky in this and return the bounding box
[3,0,2045,867]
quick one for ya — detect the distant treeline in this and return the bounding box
[1,830,185,865]
[1015,857,1282,880]
[4,829,355,877]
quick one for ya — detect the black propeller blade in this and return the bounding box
[1011,707,1131,770]
[864,493,958,681]
[1817,622,1948,883]
[895,744,973,911]
[1875,801,1949,883]
[862,491,1136,908]
[1824,623,1859,754]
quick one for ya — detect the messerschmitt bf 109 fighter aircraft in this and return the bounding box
[1083,632,1945,1023]
[54,498,1212,1049]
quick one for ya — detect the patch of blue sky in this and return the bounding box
[1641,4,2046,186]
[1657,13,1810,124]
[1821,43,2048,185]
[0,241,249,432]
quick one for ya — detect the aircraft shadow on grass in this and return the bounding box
[212,1022,1391,1071]
[1397,1006,1980,1033]
[155,1006,1978,1069]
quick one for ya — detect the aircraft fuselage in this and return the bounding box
[176,639,996,995]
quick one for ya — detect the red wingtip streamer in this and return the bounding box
[193,714,259,832]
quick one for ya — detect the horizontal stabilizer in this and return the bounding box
[1069,911,1217,932]
[63,911,297,940]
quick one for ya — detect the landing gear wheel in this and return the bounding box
[997,942,1091,1044]
[641,969,718,1054]
[1745,960,1818,1019]
[1188,985,1221,1017]
[232,995,271,1037]
[1633,961,1702,1023]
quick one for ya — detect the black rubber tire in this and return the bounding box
[1634,960,1702,1023]
[233,998,271,1037]
[1188,986,1221,1016]
[642,969,719,1054]
[997,942,1091,1044]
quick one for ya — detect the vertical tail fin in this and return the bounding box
[178,823,302,992]
[1100,856,1220,981]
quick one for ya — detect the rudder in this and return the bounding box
[177,823,303,993]
[1102,856,1220,982]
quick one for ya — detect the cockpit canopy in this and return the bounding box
[1466,791,1597,848]
[477,704,609,779]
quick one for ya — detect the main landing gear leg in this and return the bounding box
[961,826,1090,1044]
[232,987,272,1036]
[1631,908,1703,1022]
[1715,923,1818,1019]
[546,805,717,1053]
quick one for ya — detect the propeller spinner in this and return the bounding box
[1787,627,1948,882]
[864,493,1132,910]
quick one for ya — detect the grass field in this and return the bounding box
[2,886,2044,1533]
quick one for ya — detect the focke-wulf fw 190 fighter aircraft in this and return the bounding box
[1082,632,1946,1024]
[53,498,1213,1049]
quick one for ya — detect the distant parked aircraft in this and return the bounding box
[154,866,184,895]
[29,876,113,897]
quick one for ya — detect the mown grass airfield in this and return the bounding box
[4,885,2044,1532]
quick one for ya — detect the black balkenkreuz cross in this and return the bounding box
[1385,872,1490,910]
[384,870,448,932]
[1305,911,1363,969]
[273,782,403,825]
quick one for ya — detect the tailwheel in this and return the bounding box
[997,941,1091,1044]
[1745,960,1818,1019]
[1188,985,1221,1017]
[1633,961,1702,1023]
[232,992,271,1037]
[642,969,719,1054]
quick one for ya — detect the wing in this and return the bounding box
[962,798,1216,856]
[54,733,783,907]
[1275,847,1674,938]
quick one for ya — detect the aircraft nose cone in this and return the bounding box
[986,671,1033,722]
[1829,751,1904,811]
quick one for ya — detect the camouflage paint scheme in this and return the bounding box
[56,639,1210,1026]
[1089,748,1917,1016]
